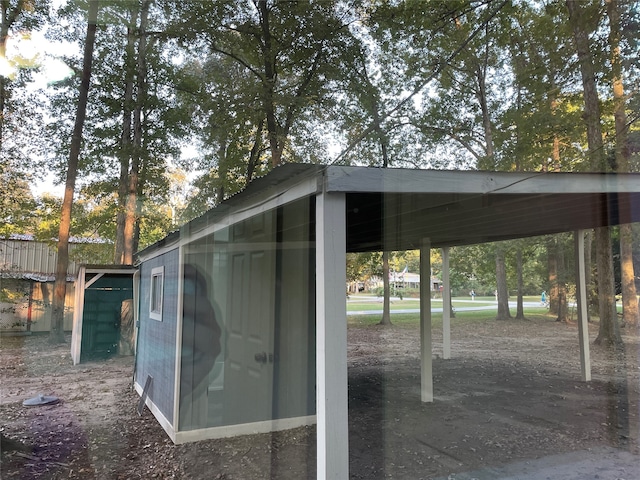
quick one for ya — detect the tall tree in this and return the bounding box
[176,54,269,208]
[547,235,560,315]
[565,0,620,346]
[498,1,584,172]
[171,0,356,173]
[50,0,99,344]
[337,40,398,324]
[45,0,189,255]
[495,245,511,320]
[606,0,638,326]
[114,1,140,263]
[514,247,526,320]
[121,0,150,263]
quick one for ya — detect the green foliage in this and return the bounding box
[0,0,638,280]
[0,169,38,236]
[167,0,363,209]
[449,238,548,297]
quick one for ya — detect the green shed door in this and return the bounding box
[80,275,134,362]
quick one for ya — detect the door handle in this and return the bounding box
[254,352,274,364]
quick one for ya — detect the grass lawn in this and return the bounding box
[348,305,556,328]
[346,295,546,312]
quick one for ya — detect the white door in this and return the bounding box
[224,212,276,425]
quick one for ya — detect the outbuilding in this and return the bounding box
[70,265,138,365]
[133,164,640,479]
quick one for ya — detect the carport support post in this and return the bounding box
[574,230,591,382]
[315,191,349,479]
[442,247,451,360]
[420,238,433,402]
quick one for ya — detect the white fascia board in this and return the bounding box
[173,415,317,445]
[179,172,321,246]
[325,166,640,195]
[135,234,181,263]
[82,267,138,275]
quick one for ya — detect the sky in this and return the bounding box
[2,31,74,86]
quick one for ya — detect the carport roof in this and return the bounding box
[332,167,640,251]
[137,164,640,257]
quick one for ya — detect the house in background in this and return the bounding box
[133,164,640,479]
[368,271,439,292]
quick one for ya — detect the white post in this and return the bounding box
[574,230,591,382]
[316,192,349,479]
[442,247,451,360]
[420,238,433,402]
[70,266,86,365]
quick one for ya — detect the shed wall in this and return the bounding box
[136,249,180,424]
[176,197,316,434]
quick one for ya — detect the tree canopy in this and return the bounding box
[1,0,638,339]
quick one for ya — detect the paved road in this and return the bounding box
[347,297,543,316]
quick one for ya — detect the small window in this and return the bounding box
[149,266,164,321]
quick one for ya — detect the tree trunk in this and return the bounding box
[557,284,570,323]
[547,236,559,315]
[379,250,392,325]
[566,0,609,172]
[256,0,282,168]
[557,290,568,323]
[606,0,638,327]
[133,170,143,255]
[50,0,99,344]
[515,248,525,320]
[550,89,561,172]
[122,0,150,265]
[566,0,621,345]
[495,247,511,320]
[472,22,493,164]
[556,241,570,323]
[114,5,138,264]
[476,64,494,162]
[620,225,639,326]
[594,227,621,345]
[246,117,265,184]
[585,230,595,317]
[216,138,229,205]
[377,108,392,326]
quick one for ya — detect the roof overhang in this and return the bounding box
[136,164,640,258]
[327,167,640,251]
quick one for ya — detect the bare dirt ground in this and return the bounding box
[2,315,640,479]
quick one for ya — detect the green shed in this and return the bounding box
[71,265,138,364]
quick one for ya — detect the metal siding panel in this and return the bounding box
[0,239,78,276]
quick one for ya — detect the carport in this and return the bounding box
[313,166,639,478]
[133,164,640,479]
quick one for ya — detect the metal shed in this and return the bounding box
[0,236,86,333]
[133,164,640,479]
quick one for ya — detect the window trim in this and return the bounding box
[149,266,164,321]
